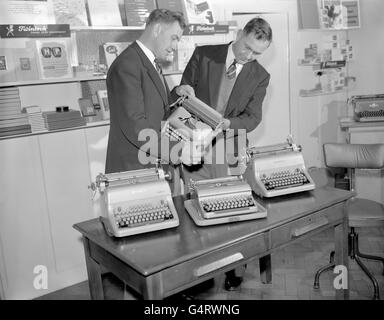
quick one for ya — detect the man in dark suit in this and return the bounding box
[173,17,272,185]
[173,17,273,291]
[105,9,201,175]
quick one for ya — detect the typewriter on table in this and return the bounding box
[90,167,179,237]
[243,137,315,198]
[162,96,224,148]
[350,94,384,122]
[184,176,267,226]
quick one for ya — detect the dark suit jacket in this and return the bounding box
[172,43,270,133]
[105,42,173,173]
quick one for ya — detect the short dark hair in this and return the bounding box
[146,9,186,29]
[243,17,272,43]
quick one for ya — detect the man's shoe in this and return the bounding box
[224,274,243,291]
[169,278,215,300]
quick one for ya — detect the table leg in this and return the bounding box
[83,237,104,300]
[259,254,272,284]
[143,274,163,300]
[334,203,350,300]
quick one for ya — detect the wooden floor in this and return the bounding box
[36,227,384,300]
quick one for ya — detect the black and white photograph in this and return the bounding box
[0,0,383,313]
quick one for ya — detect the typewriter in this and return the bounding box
[162,96,224,148]
[90,167,179,237]
[243,138,315,198]
[350,94,384,122]
[184,176,267,226]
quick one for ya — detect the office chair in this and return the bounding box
[313,143,384,300]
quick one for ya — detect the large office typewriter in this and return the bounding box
[91,168,179,237]
[162,96,224,148]
[184,176,267,226]
[350,94,384,122]
[243,139,315,198]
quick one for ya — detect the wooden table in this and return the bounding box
[73,187,353,300]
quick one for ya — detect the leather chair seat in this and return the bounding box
[348,198,384,228]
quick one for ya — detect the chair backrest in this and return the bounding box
[323,143,384,169]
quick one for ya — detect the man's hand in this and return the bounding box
[180,140,203,166]
[175,85,195,98]
[222,118,231,130]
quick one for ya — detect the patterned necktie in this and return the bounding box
[226,59,237,80]
[154,59,163,75]
[154,59,168,96]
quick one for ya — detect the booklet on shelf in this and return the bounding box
[0,0,56,24]
[87,0,123,26]
[157,0,215,24]
[103,42,131,69]
[13,46,40,82]
[34,39,73,79]
[124,0,156,27]
[52,0,89,26]
[0,48,17,83]
[182,0,215,24]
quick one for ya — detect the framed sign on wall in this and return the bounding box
[298,0,360,30]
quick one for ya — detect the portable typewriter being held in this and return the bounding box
[243,137,315,198]
[162,95,224,149]
[89,166,179,237]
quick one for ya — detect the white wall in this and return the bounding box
[348,0,384,96]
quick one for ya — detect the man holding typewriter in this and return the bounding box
[172,17,272,291]
[105,9,202,178]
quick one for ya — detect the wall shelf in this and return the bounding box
[71,26,145,31]
[0,75,107,88]
[300,76,356,97]
[298,61,347,68]
[300,86,349,97]
[0,119,110,141]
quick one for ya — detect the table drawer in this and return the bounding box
[270,203,345,249]
[161,232,268,294]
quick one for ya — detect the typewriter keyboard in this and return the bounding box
[201,195,255,213]
[164,123,189,142]
[357,110,384,121]
[358,110,384,118]
[261,169,310,191]
[113,200,175,229]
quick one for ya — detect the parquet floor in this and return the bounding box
[36,226,384,300]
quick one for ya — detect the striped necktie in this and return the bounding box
[154,59,163,76]
[226,59,237,80]
[154,59,167,89]
[154,59,169,101]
